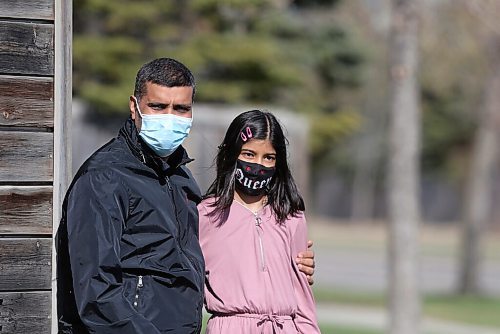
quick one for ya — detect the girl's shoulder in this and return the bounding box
[197,197,217,215]
[287,210,306,222]
[282,210,309,239]
[281,210,307,229]
[198,196,217,206]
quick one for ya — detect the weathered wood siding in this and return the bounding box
[0,75,54,128]
[0,132,54,182]
[0,1,69,333]
[0,186,53,234]
[0,239,52,291]
[0,0,54,20]
[0,21,54,76]
[0,292,52,333]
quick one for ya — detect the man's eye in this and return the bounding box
[175,106,191,113]
[151,105,164,111]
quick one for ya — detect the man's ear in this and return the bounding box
[129,96,137,120]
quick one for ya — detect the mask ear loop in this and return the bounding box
[132,96,144,118]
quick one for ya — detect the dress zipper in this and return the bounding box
[254,213,267,272]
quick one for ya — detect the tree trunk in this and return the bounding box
[458,40,500,294]
[387,1,421,333]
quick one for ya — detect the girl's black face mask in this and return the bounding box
[235,159,275,196]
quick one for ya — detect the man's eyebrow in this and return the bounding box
[174,103,192,109]
[147,102,168,107]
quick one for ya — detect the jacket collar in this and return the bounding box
[118,117,194,175]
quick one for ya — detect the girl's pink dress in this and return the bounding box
[198,198,320,333]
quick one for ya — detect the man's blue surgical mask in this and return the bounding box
[134,97,192,157]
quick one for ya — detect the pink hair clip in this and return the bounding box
[240,126,253,142]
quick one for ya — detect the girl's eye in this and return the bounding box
[265,155,276,161]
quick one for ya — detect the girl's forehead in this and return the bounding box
[241,139,276,153]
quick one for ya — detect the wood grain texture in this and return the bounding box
[0,186,52,234]
[0,238,51,291]
[0,75,54,128]
[0,0,54,20]
[0,291,51,333]
[0,20,54,76]
[53,0,74,330]
[0,131,53,182]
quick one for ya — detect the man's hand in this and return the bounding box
[296,240,315,285]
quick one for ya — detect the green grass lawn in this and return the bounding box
[314,287,500,328]
[320,324,383,334]
[424,294,500,327]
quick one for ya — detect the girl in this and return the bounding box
[198,110,320,333]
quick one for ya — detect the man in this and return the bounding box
[56,58,315,333]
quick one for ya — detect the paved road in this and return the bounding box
[314,247,500,296]
[310,222,500,296]
[317,303,500,334]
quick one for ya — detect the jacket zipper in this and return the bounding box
[165,176,180,239]
[164,176,204,332]
[254,213,267,271]
[133,275,143,308]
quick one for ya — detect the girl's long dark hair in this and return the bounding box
[205,109,305,224]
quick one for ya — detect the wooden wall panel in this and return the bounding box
[0,76,54,128]
[0,0,54,21]
[0,20,54,76]
[0,1,61,333]
[0,132,53,182]
[0,291,51,333]
[0,186,52,234]
[0,238,51,291]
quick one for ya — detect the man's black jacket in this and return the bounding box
[56,118,205,333]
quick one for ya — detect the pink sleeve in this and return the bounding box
[290,214,321,333]
[197,202,211,247]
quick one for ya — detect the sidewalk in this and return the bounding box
[317,303,500,334]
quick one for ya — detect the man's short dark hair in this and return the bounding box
[134,58,196,101]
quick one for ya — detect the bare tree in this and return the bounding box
[387,0,421,333]
[459,58,500,294]
[458,0,500,295]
